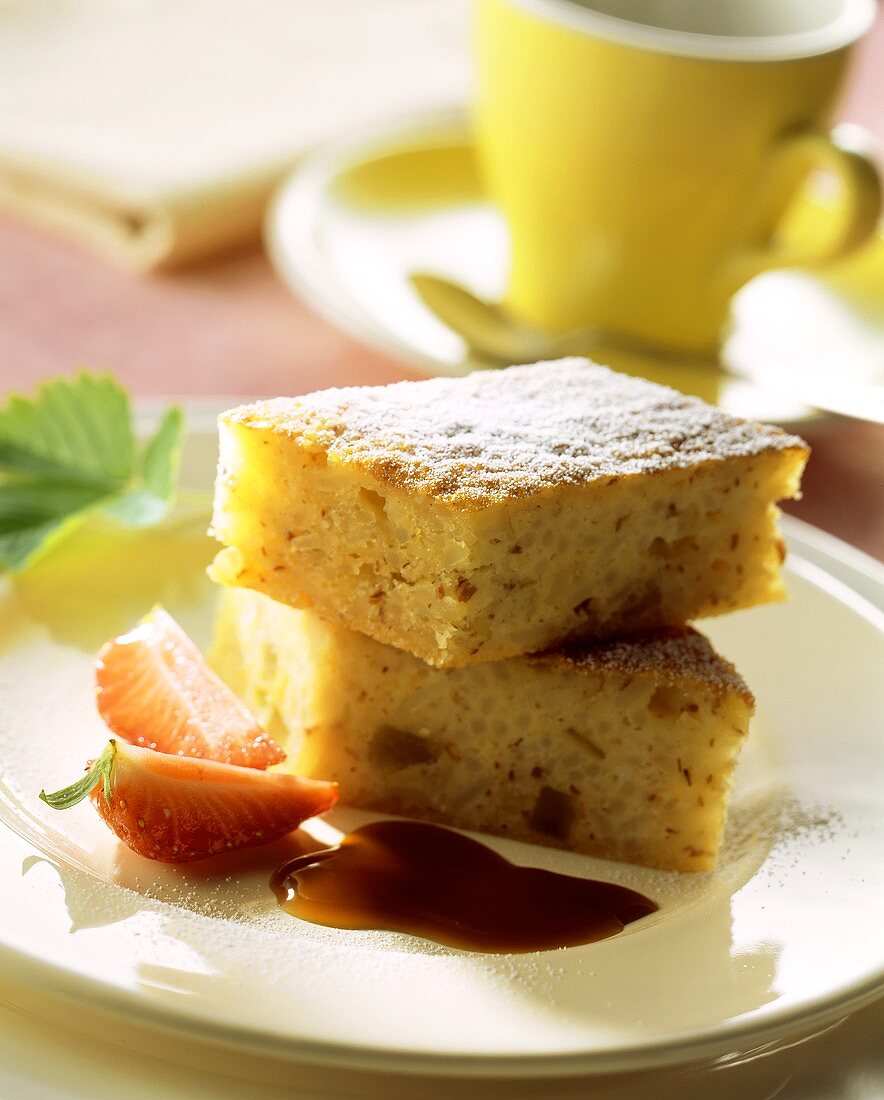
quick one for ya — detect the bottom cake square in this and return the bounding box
[211,589,753,872]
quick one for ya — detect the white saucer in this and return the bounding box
[266,109,884,426]
[0,411,882,1078]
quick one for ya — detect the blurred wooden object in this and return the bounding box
[0,0,468,270]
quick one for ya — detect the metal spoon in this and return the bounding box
[409,272,714,366]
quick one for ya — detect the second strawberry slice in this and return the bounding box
[96,607,286,769]
[41,740,338,862]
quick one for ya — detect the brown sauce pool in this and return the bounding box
[271,820,657,953]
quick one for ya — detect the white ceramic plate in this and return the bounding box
[0,415,882,1079]
[266,109,884,426]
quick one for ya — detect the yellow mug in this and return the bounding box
[474,0,882,355]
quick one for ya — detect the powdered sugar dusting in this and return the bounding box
[535,626,753,703]
[227,359,806,507]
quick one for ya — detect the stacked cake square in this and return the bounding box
[209,358,808,871]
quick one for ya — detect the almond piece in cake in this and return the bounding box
[210,358,807,668]
[211,588,754,872]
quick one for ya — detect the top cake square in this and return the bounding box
[210,358,808,667]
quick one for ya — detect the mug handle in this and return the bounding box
[719,123,882,293]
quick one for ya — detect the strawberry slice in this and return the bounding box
[40,740,338,863]
[96,607,285,769]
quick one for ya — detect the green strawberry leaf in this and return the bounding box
[103,405,185,528]
[0,373,185,571]
[142,405,185,501]
[0,373,134,485]
[0,515,87,573]
[40,741,117,809]
[0,480,111,571]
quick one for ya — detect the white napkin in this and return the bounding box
[0,0,469,270]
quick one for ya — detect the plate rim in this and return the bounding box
[1,412,882,1076]
[0,920,881,1080]
[0,551,881,1076]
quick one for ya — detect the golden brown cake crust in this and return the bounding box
[532,626,754,705]
[223,358,808,509]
